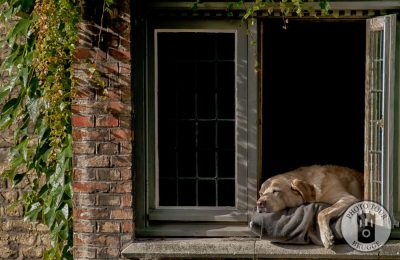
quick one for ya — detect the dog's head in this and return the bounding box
[256,176,316,213]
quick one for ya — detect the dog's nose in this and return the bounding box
[256,200,263,207]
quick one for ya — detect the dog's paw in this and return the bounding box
[321,230,335,249]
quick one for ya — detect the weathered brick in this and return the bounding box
[97,169,121,181]
[110,181,132,193]
[74,220,96,233]
[120,168,132,181]
[74,168,96,181]
[95,115,119,127]
[74,193,96,206]
[74,155,111,168]
[111,155,132,167]
[97,247,120,258]
[97,194,120,206]
[73,142,96,154]
[121,194,133,207]
[97,142,119,155]
[122,222,134,233]
[72,115,94,127]
[110,209,133,220]
[108,48,131,61]
[120,141,132,154]
[108,101,131,114]
[73,247,97,259]
[98,221,120,233]
[74,208,110,220]
[74,181,110,193]
[73,129,109,141]
[111,128,132,141]
[74,234,120,247]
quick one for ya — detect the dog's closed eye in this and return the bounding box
[272,189,280,195]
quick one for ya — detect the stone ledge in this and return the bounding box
[122,238,400,259]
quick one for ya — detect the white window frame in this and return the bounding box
[135,19,259,236]
[365,14,400,227]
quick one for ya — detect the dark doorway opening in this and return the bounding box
[262,19,366,180]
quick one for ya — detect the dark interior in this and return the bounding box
[262,19,366,180]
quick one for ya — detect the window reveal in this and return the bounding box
[157,32,236,207]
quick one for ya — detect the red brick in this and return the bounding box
[74,193,96,206]
[74,208,110,220]
[73,142,96,154]
[73,129,109,141]
[111,155,132,167]
[111,129,132,141]
[97,195,120,206]
[120,141,132,154]
[72,115,94,127]
[97,142,119,155]
[108,48,131,61]
[98,221,120,233]
[122,222,133,233]
[120,168,132,181]
[110,182,132,193]
[96,116,119,127]
[74,181,110,193]
[121,194,132,207]
[74,220,96,233]
[97,169,121,181]
[74,234,119,247]
[97,247,120,258]
[110,209,133,220]
[74,155,111,168]
[74,168,96,181]
[74,247,97,259]
[108,101,131,114]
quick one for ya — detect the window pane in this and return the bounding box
[218,179,235,206]
[157,32,235,207]
[198,180,216,206]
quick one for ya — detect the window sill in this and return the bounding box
[122,238,400,259]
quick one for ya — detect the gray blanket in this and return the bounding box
[249,203,344,245]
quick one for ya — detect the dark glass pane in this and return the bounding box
[198,92,215,119]
[159,179,177,206]
[218,121,235,150]
[198,151,215,177]
[159,149,176,178]
[178,121,195,149]
[198,122,215,150]
[178,151,196,177]
[218,150,235,178]
[197,33,216,60]
[178,180,196,206]
[197,63,215,92]
[217,33,235,60]
[178,91,195,119]
[217,62,235,118]
[158,120,176,148]
[218,179,235,206]
[177,63,196,92]
[198,180,216,206]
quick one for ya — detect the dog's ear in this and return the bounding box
[291,179,316,202]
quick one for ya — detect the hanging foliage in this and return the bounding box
[0,0,78,258]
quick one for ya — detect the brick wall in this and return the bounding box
[0,19,51,260]
[72,0,133,258]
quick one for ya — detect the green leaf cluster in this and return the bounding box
[0,0,78,259]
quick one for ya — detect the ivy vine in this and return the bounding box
[0,0,329,259]
[0,0,78,258]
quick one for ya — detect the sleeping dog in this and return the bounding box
[256,165,363,249]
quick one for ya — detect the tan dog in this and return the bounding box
[257,165,363,249]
